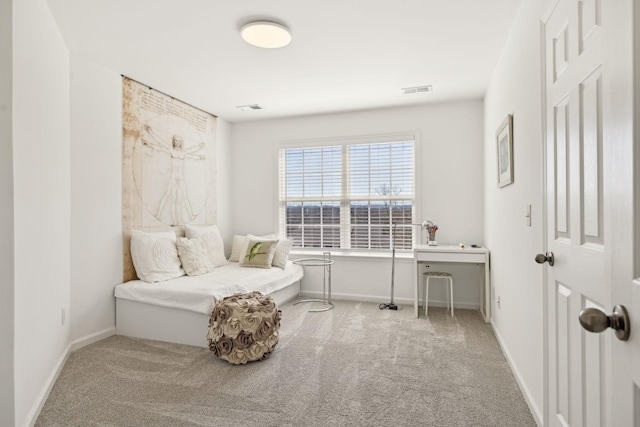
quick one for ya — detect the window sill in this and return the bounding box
[289,249,413,260]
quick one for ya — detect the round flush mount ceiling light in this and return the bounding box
[240,21,291,49]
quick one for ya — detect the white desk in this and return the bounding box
[413,244,490,322]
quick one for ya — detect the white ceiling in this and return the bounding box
[47,0,523,123]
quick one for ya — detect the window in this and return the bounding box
[278,134,416,250]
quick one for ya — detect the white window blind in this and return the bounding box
[278,135,415,250]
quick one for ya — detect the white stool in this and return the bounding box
[423,271,454,316]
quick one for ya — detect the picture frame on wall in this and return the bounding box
[496,114,514,188]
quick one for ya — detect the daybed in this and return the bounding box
[115,227,302,348]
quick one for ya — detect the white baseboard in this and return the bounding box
[491,321,543,426]
[70,327,116,351]
[298,291,480,310]
[26,327,116,427]
[25,342,71,427]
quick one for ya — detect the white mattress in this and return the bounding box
[114,261,303,314]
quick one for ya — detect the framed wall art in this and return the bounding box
[496,114,514,188]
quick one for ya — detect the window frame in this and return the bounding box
[276,131,421,253]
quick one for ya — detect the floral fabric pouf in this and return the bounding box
[207,291,282,364]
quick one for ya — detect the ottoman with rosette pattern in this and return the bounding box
[207,291,282,364]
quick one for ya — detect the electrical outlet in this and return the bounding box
[61,307,66,325]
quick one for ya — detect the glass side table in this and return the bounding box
[293,252,334,312]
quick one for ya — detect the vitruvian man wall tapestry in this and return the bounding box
[122,77,217,281]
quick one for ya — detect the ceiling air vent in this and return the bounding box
[236,104,263,111]
[401,85,433,95]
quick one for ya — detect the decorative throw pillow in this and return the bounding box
[229,233,277,262]
[185,224,228,267]
[176,237,215,276]
[239,238,279,268]
[238,234,279,262]
[229,235,247,262]
[229,234,247,262]
[130,230,185,283]
[272,239,293,268]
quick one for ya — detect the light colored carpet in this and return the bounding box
[36,300,536,426]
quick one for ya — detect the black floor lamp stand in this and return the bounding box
[379,223,399,310]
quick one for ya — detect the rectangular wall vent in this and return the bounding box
[401,85,433,95]
[236,104,263,111]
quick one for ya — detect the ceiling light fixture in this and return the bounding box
[240,21,291,49]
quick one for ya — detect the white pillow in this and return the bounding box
[130,230,185,283]
[229,235,247,262]
[272,239,293,268]
[239,237,279,268]
[229,234,277,262]
[185,224,228,267]
[176,237,214,276]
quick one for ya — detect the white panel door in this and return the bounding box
[544,0,637,425]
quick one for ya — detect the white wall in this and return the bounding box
[0,0,15,424]
[214,118,234,250]
[231,101,486,306]
[12,0,71,425]
[69,55,122,343]
[483,0,544,422]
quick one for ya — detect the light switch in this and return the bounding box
[525,204,532,226]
